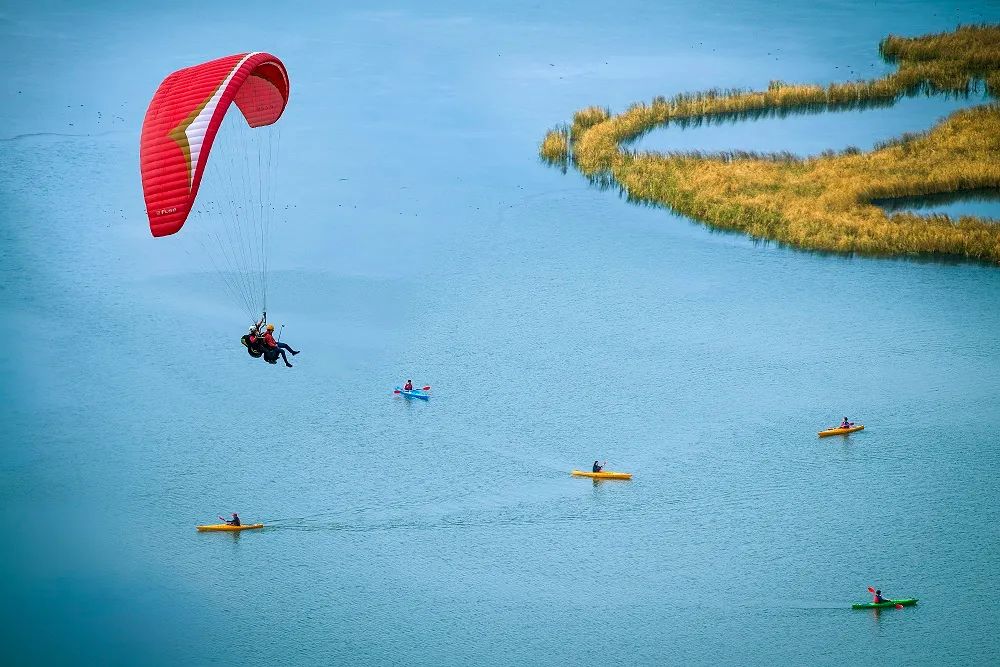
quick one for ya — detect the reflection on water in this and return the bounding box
[872,188,1000,220]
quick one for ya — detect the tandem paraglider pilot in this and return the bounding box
[262,322,299,367]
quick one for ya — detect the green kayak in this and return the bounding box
[852,598,917,609]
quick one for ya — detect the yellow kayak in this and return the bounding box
[196,523,264,532]
[818,425,864,437]
[571,470,632,480]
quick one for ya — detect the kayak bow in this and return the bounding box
[851,598,917,609]
[571,470,632,480]
[196,523,264,532]
[819,425,864,437]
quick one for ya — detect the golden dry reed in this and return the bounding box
[539,25,1000,264]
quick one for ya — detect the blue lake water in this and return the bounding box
[2,1,1000,665]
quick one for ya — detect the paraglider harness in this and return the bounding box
[240,313,284,364]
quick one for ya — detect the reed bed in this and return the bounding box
[539,127,569,164]
[539,25,1000,264]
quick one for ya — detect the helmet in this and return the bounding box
[266,323,275,331]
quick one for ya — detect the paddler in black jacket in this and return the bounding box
[219,512,241,526]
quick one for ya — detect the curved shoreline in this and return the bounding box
[539,25,1000,265]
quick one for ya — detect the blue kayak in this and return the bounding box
[395,387,429,400]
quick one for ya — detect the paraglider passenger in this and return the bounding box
[247,326,263,350]
[263,323,299,368]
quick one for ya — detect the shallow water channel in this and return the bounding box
[872,188,1000,220]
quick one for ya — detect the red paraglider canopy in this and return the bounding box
[139,52,289,237]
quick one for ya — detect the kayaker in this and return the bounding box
[219,512,241,527]
[592,460,604,473]
[403,379,414,391]
[262,323,299,368]
[840,417,854,429]
[873,588,887,603]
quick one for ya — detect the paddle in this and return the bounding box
[867,586,904,609]
[394,385,431,394]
